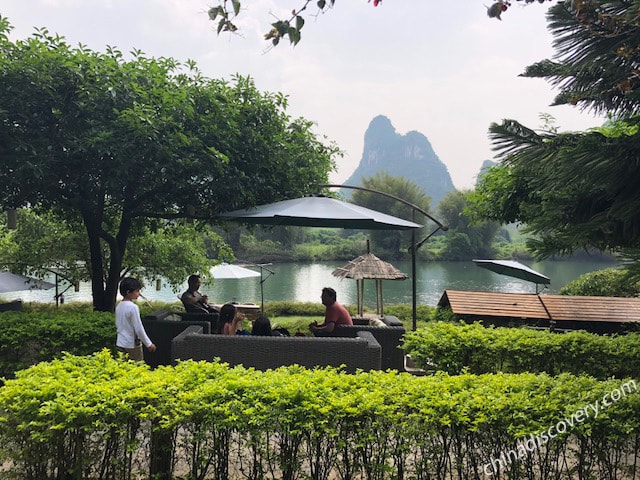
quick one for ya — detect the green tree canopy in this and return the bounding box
[559,267,640,296]
[469,0,640,259]
[0,17,338,310]
[438,190,499,260]
[0,209,229,295]
[350,173,432,258]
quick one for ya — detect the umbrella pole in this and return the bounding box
[412,220,417,331]
[260,270,264,313]
[55,273,60,308]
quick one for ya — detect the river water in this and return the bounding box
[1,259,618,308]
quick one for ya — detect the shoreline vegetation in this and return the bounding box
[224,226,617,265]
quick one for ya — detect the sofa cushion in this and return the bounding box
[369,318,387,327]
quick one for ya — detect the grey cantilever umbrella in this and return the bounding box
[473,259,550,292]
[219,194,423,326]
[0,271,55,294]
[219,195,422,230]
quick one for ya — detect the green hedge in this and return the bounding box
[403,321,640,378]
[264,301,434,326]
[0,310,115,380]
[0,351,638,479]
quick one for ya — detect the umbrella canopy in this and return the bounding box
[210,263,261,280]
[473,259,550,285]
[220,196,422,230]
[0,271,55,294]
[332,253,407,317]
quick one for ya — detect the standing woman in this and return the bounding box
[115,277,156,361]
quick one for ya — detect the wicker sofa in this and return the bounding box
[316,316,406,371]
[171,326,382,372]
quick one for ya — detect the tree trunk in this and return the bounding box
[83,210,124,312]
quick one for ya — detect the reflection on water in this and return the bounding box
[0,259,618,308]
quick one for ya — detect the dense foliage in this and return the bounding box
[403,321,640,378]
[438,190,499,260]
[264,300,433,324]
[0,350,638,479]
[350,173,434,259]
[0,310,115,380]
[559,267,640,296]
[471,1,640,260]
[0,208,230,293]
[0,301,432,382]
[0,17,337,311]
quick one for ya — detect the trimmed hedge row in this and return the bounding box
[263,301,433,324]
[0,310,115,380]
[0,350,638,479]
[403,321,640,378]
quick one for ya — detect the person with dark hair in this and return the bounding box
[250,313,289,336]
[309,287,353,335]
[115,277,156,361]
[251,313,273,336]
[181,274,218,314]
[218,303,244,335]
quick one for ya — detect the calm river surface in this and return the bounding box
[1,259,618,307]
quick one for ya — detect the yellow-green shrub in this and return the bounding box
[404,322,640,378]
[0,350,638,479]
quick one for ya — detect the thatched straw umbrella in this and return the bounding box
[332,253,407,317]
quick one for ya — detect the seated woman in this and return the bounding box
[251,313,290,336]
[251,314,273,336]
[217,303,244,335]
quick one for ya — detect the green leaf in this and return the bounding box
[288,27,300,46]
[295,16,305,32]
[317,0,326,8]
[231,0,241,16]
[207,7,219,21]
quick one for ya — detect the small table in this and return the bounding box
[213,303,261,320]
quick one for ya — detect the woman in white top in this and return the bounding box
[115,277,156,361]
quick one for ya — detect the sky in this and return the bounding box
[1,0,605,190]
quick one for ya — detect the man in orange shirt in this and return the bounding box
[309,287,353,335]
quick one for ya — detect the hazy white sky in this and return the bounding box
[2,0,604,189]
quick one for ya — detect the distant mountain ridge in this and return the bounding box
[343,115,455,207]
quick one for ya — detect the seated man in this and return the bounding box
[181,274,219,314]
[309,287,353,335]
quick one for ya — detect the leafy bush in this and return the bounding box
[0,301,434,383]
[264,301,433,329]
[559,267,640,297]
[404,321,640,378]
[0,309,115,380]
[0,351,638,479]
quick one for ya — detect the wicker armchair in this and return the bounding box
[141,316,212,368]
[315,316,405,371]
[330,324,406,371]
